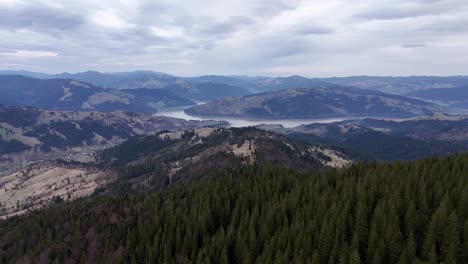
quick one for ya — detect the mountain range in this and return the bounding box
[0,71,253,101]
[0,75,194,113]
[3,70,468,95]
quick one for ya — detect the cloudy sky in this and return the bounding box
[0,0,467,77]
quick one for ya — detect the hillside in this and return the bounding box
[283,123,467,161]
[185,75,258,89]
[97,127,351,193]
[254,113,468,161]
[0,75,194,113]
[248,75,334,92]
[350,114,468,141]
[162,82,251,101]
[1,154,466,263]
[316,76,468,94]
[185,86,439,119]
[406,86,468,109]
[183,74,468,94]
[0,105,227,156]
[52,71,183,89]
[0,126,349,218]
[204,75,468,94]
[0,105,229,181]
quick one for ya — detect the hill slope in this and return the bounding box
[185,86,439,119]
[53,70,183,89]
[187,75,468,94]
[0,105,229,181]
[316,75,468,94]
[0,125,348,217]
[162,82,251,101]
[0,105,228,155]
[406,86,468,109]
[283,122,467,161]
[97,127,351,193]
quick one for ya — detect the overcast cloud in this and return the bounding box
[0,0,467,77]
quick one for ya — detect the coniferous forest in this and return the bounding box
[1,154,467,263]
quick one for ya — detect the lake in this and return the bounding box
[154,108,351,128]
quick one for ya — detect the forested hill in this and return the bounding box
[185,86,439,119]
[1,154,467,263]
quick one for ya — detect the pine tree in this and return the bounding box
[220,246,230,264]
[349,250,361,264]
[371,239,385,264]
[442,212,460,263]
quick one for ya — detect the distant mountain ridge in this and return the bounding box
[314,76,468,94]
[3,70,468,96]
[3,70,253,101]
[0,75,194,113]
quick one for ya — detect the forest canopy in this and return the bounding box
[0,154,467,264]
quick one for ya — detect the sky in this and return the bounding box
[0,0,467,77]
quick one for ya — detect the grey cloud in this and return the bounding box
[354,0,466,20]
[0,5,84,33]
[422,17,468,32]
[0,0,467,77]
[295,26,335,35]
[0,48,16,53]
[198,16,254,36]
[261,37,313,59]
[269,44,310,59]
[401,43,427,48]
[356,8,440,20]
[252,0,295,17]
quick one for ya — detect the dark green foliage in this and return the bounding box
[0,136,30,155]
[356,117,468,141]
[98,134,175,166]
[0,154,467,263]
[25,120,132,149]
[99,127,323,194]
[406,86,468,103]
[0,105,41,127]
[162,82,251,101]
[52,195,64,204]
[288,130,467,162]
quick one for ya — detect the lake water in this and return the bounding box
[155,108,350,128]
